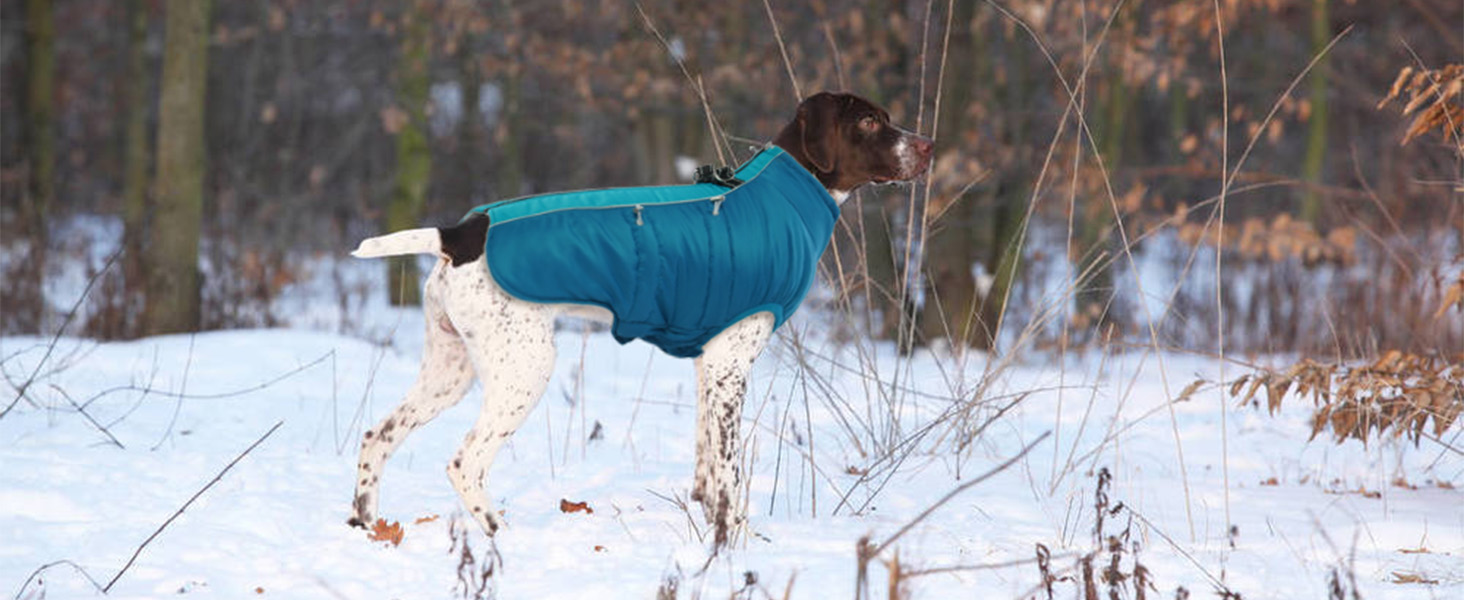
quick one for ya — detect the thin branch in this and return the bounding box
[13,559,106,599]
[103,420,284,593]
[49,384,124,449]
[3,247,121,419]
[760,0,802,103]
[868,430,1050,557]
[80,352,331,413]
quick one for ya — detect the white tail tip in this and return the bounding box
[352,228,441,259]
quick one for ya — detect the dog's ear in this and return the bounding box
[797,93,839,174]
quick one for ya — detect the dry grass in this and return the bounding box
[1378,64,1464,147]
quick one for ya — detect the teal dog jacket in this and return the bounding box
[465,147,838,358]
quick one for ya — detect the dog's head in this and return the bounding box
[773,92,934,200]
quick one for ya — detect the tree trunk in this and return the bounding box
[142,0,210,335]
[23,0,54,237]
[9,0,56,333]
[121,0,152,337]
[458,43,483,202]
[1074,22,1133,335]
[1300,0,1329,224]
[495,70,523,200]
[386,7,432,307]
[920,0,983,349]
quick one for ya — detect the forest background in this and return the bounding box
[2,0,1462,356]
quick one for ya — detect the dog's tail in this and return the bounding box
[352,214,489,265]
[352,228,441,258]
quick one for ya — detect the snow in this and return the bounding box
[3,276,1463,598]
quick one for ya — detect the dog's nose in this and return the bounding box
[911,135,934,159]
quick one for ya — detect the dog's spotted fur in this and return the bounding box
[349,92,932,546]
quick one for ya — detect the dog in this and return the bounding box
[348,92,933,545]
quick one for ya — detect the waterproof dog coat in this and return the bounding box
[465,146,838,358]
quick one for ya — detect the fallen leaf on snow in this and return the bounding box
[1391,571,1438,584]
[560,499,594,514]
[368,518,404,546]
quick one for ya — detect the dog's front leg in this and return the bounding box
[692,311,774,547]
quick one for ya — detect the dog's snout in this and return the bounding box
[900,134,935,178]
[910,135,934,159]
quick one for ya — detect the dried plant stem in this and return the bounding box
[632,3,735,164]
[14,560,106,599]
[82,352,331,413]
[3,247,121,419]
[868,431,1049,558]
[986,0,1195,540]
[104,420,283,593]
[760,0,802,103]
[1212,0,1233,542]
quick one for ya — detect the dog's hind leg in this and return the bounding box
[349,266,475,528]
[692,311,774,547]
[443,274,558,536]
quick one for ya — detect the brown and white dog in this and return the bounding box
[349,92,933,545]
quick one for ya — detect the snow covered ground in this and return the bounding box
[3,266,1462,598]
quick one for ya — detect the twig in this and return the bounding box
[152,332,197,450]
[760,0,802,102]
[868,431,1050,557]
[13,559,106,599]
[3,247,121,420]
[903,551,1076,578]
[82,352,330,413]
[103,420,284,593]
[1122,504,1236,595]
[49,384,124,449]
[631,2,736,164]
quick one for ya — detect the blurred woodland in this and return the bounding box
[1,0,1462,356]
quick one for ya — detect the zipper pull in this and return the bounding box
[711,195,724,216]
[634,204,644,226]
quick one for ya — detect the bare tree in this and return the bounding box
[385,3,433,307]
[143,0,211,335]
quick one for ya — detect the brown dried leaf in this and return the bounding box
[368,518,404,546]
[1378,66,1413,109]
[1229,376,1249,399]
[380,106,409,135]
[559,499,594,514]
[1266,378,1292,415]
[1242,374,1266,407]
[1391,571,1438,585]
[1176,380,1205,403]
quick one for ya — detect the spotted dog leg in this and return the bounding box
[691,311,774,546]
[441,258,559,536]
[350,262,476,528]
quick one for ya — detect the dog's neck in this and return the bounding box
[770,142,853,205]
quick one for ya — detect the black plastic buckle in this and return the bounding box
[694,165,744,188]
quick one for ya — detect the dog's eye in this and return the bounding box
[859,116,880,132]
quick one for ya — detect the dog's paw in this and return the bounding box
[347,516,369,529]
